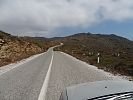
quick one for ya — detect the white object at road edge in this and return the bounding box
[38,52,54,100]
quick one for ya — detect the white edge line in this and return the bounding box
[59,52,131,81]
[0,52,45,76]
[38,52,54,100]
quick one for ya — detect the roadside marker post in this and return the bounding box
[97,53,100,64]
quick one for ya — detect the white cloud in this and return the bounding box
[0,0,133,36]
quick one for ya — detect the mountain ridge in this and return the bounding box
[54,32,133,77]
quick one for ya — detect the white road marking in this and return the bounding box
[38,52,54,100]
[0,53,44,76]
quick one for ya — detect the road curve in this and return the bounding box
[0,47,123,100]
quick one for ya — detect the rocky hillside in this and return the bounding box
[54,32,133,77]
[0,31,44,67]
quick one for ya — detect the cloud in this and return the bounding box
[0,0,133,36]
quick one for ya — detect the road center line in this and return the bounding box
[38,52,54,100]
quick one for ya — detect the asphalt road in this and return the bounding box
[0,49,53,100]
[45,51,120,100]
[0,47,122,100]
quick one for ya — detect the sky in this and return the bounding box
[0,0,133,40]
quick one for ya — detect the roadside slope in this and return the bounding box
[54,33,133,77]
[0,31,44,67]
[0,31,59,67]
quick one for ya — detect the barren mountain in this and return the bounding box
[54,32,133,77]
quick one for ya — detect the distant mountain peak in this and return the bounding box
[69,32,92,37]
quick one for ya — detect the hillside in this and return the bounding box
[54,32,133,77]
[1,30,133,77]
[0,31,47,67]
[20,36,59,51]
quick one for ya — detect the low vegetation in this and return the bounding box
[1,30,133,78]
[54,33,133,78]
[0,31,59,67]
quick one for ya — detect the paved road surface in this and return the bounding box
[0,49,53,100]
[45,51,120,100]
[0,47,122,100]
